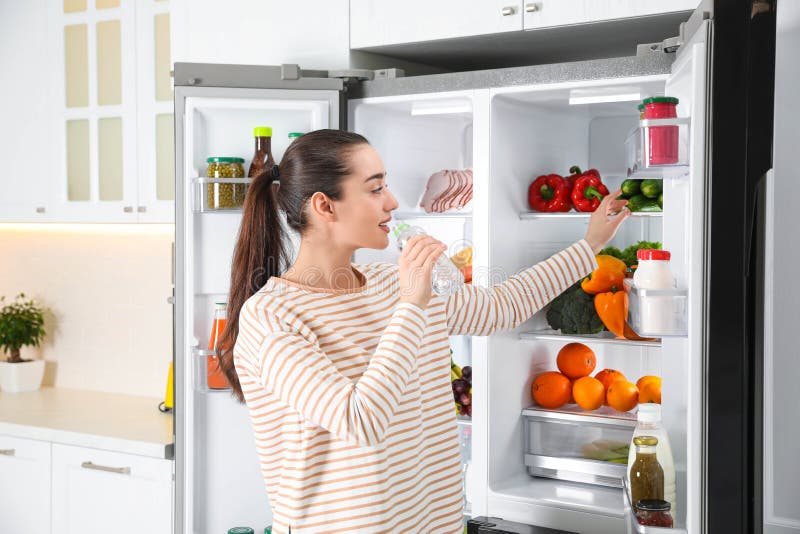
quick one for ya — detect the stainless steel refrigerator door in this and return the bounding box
[173,77,343,534]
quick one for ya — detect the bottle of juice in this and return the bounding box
[627,404,676,514]
[207,302,228,389]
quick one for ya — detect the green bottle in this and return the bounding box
[228,528,254,534]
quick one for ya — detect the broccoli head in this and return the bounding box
[546,282,605,335]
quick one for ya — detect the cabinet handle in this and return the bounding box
[525,3,539,12]
[0,449,15,456]
[35,207,46,214]
[123,206,133,213]
[137,206,147,213]
[501,6,517,16]
[81,461,131,475]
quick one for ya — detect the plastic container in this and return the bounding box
[633,249,674,289]
[521,405,636,487]
[643,97,679,165]
[207,302,228,389]
[248,127,276,179]
[392,222,464,297]
[631,250,686,335]
[627,404,677,516]
[206,157,246,209]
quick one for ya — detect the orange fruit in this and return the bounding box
[639,383,662,404]
[531,371,572,409]
[595,369,627,404]
[606,380,639,412]
[636,375,661,390]
[572,376,605,411]
[556,343,597,379]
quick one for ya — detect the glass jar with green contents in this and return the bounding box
[206,157,245,209]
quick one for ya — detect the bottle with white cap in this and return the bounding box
[627,404,677,516]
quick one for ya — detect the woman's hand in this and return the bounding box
[584,189,630,254]
[399,235,448,309]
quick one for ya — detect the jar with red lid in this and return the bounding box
[635,499,674,527]
[643,96,679,165]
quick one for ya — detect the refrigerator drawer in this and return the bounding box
[626,281,688,337]
[521,406,635,488]
[625,117,690,179]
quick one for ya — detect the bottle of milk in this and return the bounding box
[633,249,676,333]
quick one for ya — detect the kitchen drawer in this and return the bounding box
[52,443,172,534]
[0,435,51,534]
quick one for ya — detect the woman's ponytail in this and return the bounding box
[217,129,369,402]
[217,168,287,402]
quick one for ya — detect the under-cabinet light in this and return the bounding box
[568,91,642,105]
[410,101,472,116]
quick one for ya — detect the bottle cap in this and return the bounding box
[214,301,227,308]
[288,132,303,138]
[636,499,671,512]
[633,435,659,446]
[637,249,670,261]
[643,96,679,105]
[637,403,662,423]
[392,222,410,238]
[228,528,254,534]
[207,157,245,163]
[254,127,273,137]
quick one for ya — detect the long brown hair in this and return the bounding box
[218,129,369,402]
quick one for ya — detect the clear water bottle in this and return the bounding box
[393,222,464,297]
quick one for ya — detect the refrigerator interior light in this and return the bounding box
[410,100,472,116]
[568,88,642,105]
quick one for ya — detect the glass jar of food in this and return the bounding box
[635,499,674,527]
[206,157,245,209]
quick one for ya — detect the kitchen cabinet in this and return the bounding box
[522,0,698,30]
[0,0,175,223]
[0,435,51,534]
[349,0,524,49]
[349,0,697,50]
[52,443,172,534]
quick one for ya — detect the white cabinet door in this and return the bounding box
[0,435,51,534]
[52,444,172,534]
[523,0,698,30]
[350,0,523,49]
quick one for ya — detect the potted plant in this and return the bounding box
[0,293,47,393]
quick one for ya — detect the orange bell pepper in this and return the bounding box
[594,289,628,338]
[595,255,627,276]
[581,268,624,294]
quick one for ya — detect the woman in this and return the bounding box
[218,129,629,534]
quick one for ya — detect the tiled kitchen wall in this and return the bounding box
[0,225,173,399]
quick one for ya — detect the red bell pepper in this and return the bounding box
[571,174,609,212]
[528,174,571,212]
[565,166,600,191]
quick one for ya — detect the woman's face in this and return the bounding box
[331,144,399,250]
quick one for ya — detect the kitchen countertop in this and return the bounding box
[0,387,173,459]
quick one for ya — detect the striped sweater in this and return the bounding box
[233,240,597,534]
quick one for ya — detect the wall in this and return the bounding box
[764,2,800,532]
[0,225,173,399]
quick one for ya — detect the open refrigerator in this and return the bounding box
[173,2,775,532]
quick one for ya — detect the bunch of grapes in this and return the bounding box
[452,364,473,417]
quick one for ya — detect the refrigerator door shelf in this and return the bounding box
[622,478,687,533]
[519,329,662,348]
[191,347,231,394]
[522,405,635,488]
[192,177,252,213]
[626,281,688,338]
[625,118,691,179]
